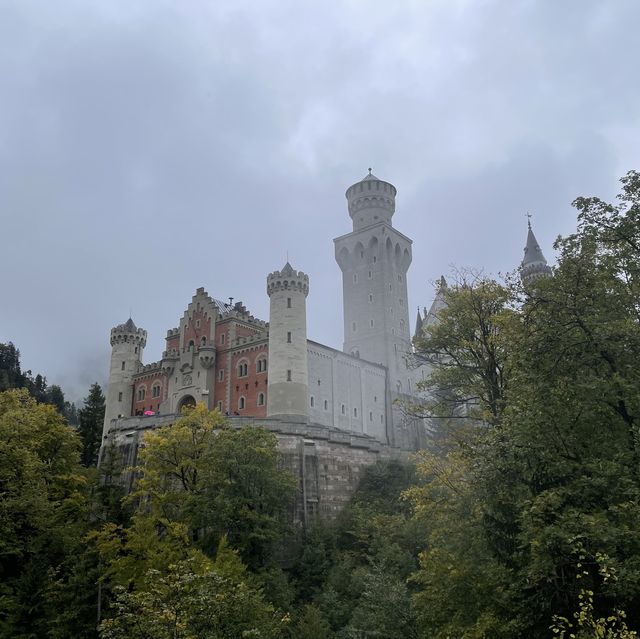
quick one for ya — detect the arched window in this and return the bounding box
[310,396,315,407]
[152,384,161,398]
[257,393,265,406]
[201,336,207,346]
[238,361,248,377]
[188,340,195,350]
[256,357,267,373]
[137,387,146,401]
[238,396,245,410]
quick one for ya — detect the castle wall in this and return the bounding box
[101,413,407,525]
[307,341,387,442]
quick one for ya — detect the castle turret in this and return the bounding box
[335,171,413,394]
[521,220,552,288]
[102,318,147,440]
[266,263,309,421]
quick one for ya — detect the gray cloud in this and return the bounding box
[1,0,638,402]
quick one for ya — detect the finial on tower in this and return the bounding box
[526,211,532,230]
[368,167,372,175]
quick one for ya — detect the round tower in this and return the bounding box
[266,263,309,421]
[521,220,552,289]
[102,318,147,440]
[345,169,397,231]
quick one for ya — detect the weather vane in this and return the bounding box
[526,211,532,228]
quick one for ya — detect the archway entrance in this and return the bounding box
[177,395,196,412]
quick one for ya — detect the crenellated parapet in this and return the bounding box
[345,171,396,230]
[110,318,147,348]
[267,263,309,297]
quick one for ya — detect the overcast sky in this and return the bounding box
[1,0,639,404]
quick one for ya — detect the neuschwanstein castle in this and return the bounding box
[100,171,550,520]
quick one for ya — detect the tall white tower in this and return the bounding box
[102,318,146,440]
[334,171,414,395]
[266,263,310,421]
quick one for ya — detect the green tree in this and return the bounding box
[0,389,89,637]
[413,273,515,427]
[0,342,26,391]
[78,382,106,466]
[46,383,66,414]
[99,555,285,639]
[407,171,640,637]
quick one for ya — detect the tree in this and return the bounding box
[0,389,89,637]
[413,273,516,427]
[0,342,26,391]
[99,555,285,639]
[78,382,106,466]
[407,171,640,636]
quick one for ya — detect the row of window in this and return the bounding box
[351,318,405,332]
[353,272,404,283]
[220,393,266,412]
[218,356,268,381]
[136,384,162,402]
[308,397,383,422]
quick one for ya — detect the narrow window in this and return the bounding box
[239,396,245,410]
[287,297,291,308]
[369,294,373,303]
[369,411,373,421]
[324,399,328,410]
[370,319,374,328]
[310,396,315,407]
[134,347,138,354]
[257,393,265,406]
[354,407,358,417]
[373,256,377,263]
[341,404,345,415]
[218,401,223,411]
[121,361,125,370]
[353,274,358,284]
[220,334,225,345]
[287,370,292,381]
[118,392,123,402]
[368,271,372,279]
[352,321,357,332]
[219,370,224,381]
[196,319,201,328]
[287,331,292,343]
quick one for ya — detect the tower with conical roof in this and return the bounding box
[102,318,147,443]
[266,262,310,420]
[521,219,552,288]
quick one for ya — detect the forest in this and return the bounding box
[1,171,640,638]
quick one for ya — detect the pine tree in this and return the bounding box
[78,382,106,467]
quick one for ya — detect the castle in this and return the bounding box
[100,171,550,520]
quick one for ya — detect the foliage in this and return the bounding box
[407,171,640,637]
[99,555,285,639]
[0,389,90,637]
[78,382,106,466]
[130,403,296,570]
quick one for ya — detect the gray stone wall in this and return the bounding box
[100,413,407,525]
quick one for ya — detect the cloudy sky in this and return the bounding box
[1,0,639,403]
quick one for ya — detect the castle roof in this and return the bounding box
[123,317,137,331]
[414,308,424,338]
[281,261,295,276]
[362,170,380,181]
[522,222,549,267]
